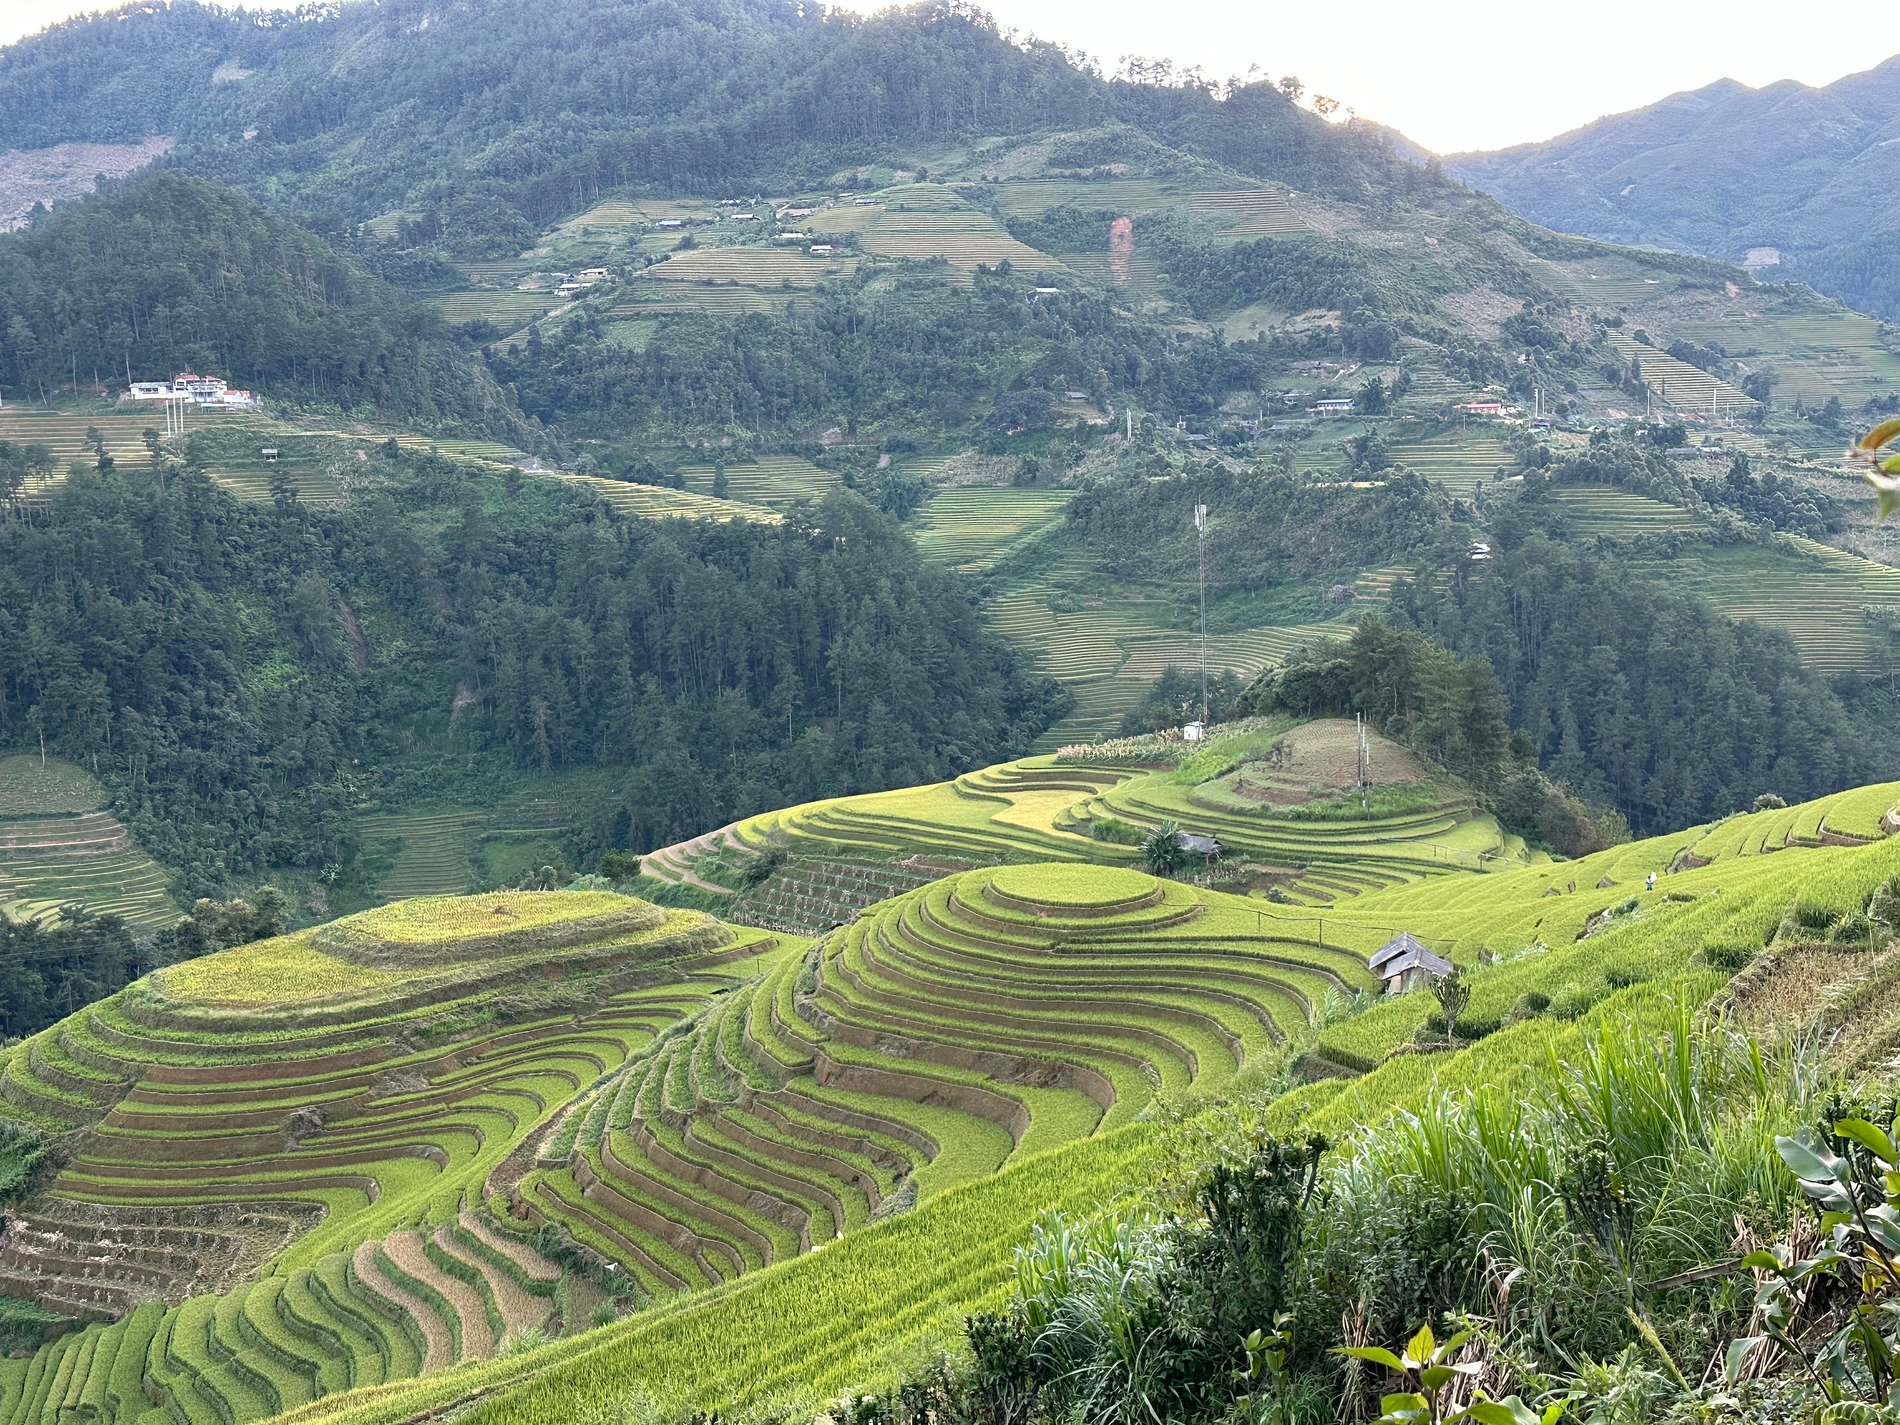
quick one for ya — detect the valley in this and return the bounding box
[3,3,1900,1422]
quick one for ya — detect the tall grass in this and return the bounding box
[1303,1005,1811,1363]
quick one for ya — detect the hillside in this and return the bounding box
[7,0,1900,938]
[0,889,790,1417]
[642,717,1538,928]
[3,775,1897,1422]
[0,0,1383,241]
[1448,55,1900,320]
[0,454,1058,933]
[0,172,529,437]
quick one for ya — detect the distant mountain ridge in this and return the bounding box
[1447,55,1900,320]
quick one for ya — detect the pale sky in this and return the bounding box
[3,0,1893,152]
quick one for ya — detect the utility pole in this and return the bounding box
[1357,712,1371,811]
[1195,502,1208,723]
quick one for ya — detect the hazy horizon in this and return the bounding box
[2,0,1892,152]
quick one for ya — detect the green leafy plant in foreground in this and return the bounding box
[1729,1116,1900,1416]
[1854,420,1900,520]
[1338,1323,1568,1425]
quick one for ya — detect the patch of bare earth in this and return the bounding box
[932,452,1028,488]
[1434,287,1525,341]
[0,138,176,229]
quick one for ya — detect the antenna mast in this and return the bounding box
[1195,502,1208,723]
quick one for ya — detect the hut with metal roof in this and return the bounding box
[1368,931,1452,994]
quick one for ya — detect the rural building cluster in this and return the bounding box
[124,372,260,409]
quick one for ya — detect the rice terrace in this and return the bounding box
[6,2,1900,1424]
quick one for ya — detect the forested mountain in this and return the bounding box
[4,0,1900,913]
[0,172,526,434]
[0,455,1058,896]
[1448,56,1900,320]
[0,0,1394,247]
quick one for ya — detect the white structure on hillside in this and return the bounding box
[127,373,260,409]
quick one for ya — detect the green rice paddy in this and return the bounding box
[0,757,177,929]
[186,781,1900,1425]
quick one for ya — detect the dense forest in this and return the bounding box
[0,173,522,434]
[0,455,1060,894]
[1395,526,1881,833]
[498,269,1269,439]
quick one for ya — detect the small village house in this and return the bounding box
[1175,831,1222,861]
[1368,932,1453,994]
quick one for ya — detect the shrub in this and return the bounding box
[598,850,643,881]
[1829,910,1879,946]
[1088,816,1144,846]
[742,844,788,887]
[1510,991,1552,1021]
[1699,942,1756,971]
[1782,899,1842,939]
[1867,874,1900,927]
[1548,983,1605,1020]
[1141,820,1188,877]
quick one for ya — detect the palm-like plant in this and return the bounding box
[1141,819,1186,877]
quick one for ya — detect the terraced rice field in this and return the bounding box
[0,891,787,1424]
[1184,187,1308,236]
[0,405,246,499]
[0,408,381,506]
[354,811,485,900]
[1606,332,1755,416]
[517,861,1373,1298]
[239,785,1900,1425]
[1546,484,1705,534]
[201,451,346,505]
[427,290,564,328]
[988,178,1308,239]
[983,556,1387,746]
[1059,248,1166,304]
[906,486,1076,571]
[808,187,1062,280]
[648,724,1527,915]
[545,471,780,524]
[679,454,838,507]
[0,757,177,929]
[1661,309,1900,407]
[1387,432,1516,494]
[1628,536,1900,674]
[610,286,811,318]
[457,257,542,288]
[554,198,713,235]
[642,246,858,288]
